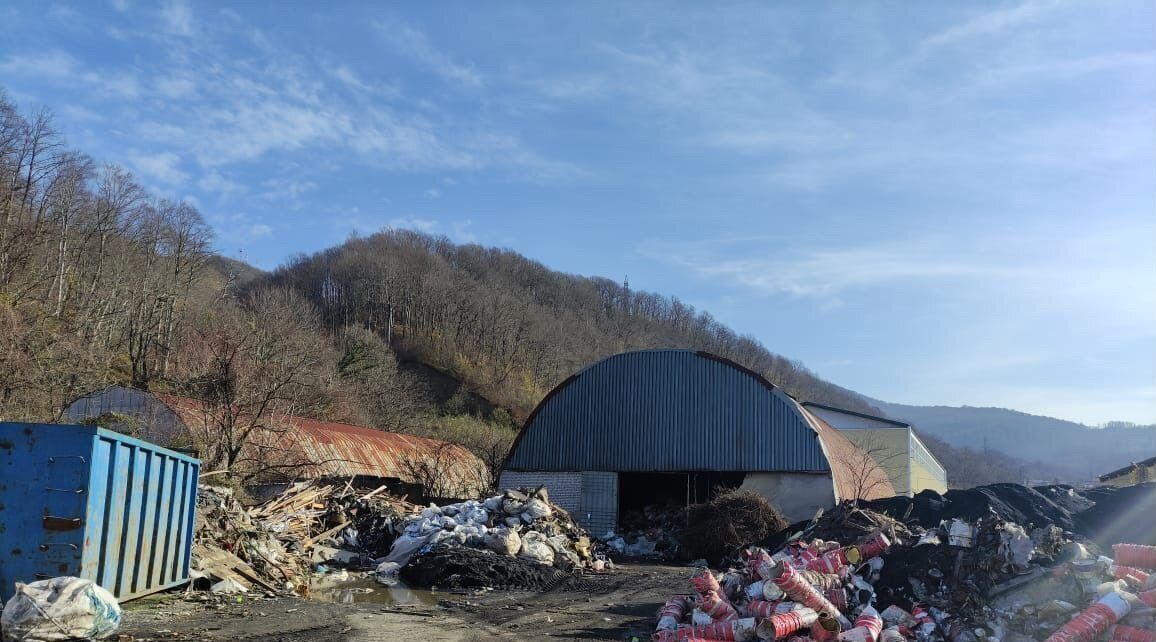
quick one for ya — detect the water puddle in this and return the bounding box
[307,574,439,606]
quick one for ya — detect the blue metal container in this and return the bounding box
[0,422,199,603]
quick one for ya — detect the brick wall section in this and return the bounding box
[499,470,619,535]
[499,471,582,515]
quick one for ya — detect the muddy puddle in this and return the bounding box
[307,574,439,606]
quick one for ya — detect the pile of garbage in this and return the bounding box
[191,480,412,595]
[650,500,1156,642]
[191,482,601,596]
[609,504,685,559]
[379,487,603,589]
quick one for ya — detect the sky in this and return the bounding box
[1,0,1153,425]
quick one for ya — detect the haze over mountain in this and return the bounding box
[871,400,1156,483]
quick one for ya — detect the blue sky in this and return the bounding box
[1,1,1153,425]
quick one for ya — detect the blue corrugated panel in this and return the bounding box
[0,422,199,603]
[505,350,830,472]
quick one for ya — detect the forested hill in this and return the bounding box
[267,230,872,418]
[2,88,1138,488]
[874,400,1156,482]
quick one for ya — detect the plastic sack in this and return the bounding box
[520,498,553,521]
[1,577,121,642]
[483,527,522,556]
[517,531,555,565]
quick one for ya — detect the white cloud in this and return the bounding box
[425,188,440,199]
[374,19,483,87]
[110,0,130,11]
[387,217,439,233]
[160,0,193,37]
[199,170,245,196]
[127,150,188,185]
[248,223,272,238]
[155,74,195,98]
[918,1,1062,53]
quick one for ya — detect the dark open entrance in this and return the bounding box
[617,471,746,528]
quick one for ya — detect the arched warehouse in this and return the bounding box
[499,349,894,534]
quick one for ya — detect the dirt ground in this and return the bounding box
[119,563,688,642]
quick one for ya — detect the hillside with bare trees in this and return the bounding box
[4,88,1135,487]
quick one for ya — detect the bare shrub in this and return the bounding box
[680,488,787,564]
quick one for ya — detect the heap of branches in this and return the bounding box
[680,488,787,564]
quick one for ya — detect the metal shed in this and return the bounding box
[499,350,893,531]
[0,422,199,603]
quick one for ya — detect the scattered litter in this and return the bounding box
[648,484,1156,642]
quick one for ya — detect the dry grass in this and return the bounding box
[680,488,788,563]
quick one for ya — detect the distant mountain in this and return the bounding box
[870,400,1156,483]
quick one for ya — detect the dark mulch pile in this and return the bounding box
[400,545,566,590]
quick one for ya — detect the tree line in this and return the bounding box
[269,230,875,418]
[0,87,1057,488]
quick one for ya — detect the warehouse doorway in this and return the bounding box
[616,471,745,524]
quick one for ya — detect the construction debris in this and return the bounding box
[191,480,413,595]
[650,492,1156,642]
[188,482,598,597]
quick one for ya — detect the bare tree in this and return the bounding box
[397,441,488,499]
[177,288,335,478]
[833,433,904,503]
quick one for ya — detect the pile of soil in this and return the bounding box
[863,483,1076,532]
[399,545,568,590]
[1072,482,1156,546]
[862,482,1156,548]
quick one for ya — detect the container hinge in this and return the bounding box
[47,455,86,464]
[38,543,79,551]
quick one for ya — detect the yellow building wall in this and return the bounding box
[911,459,948,494]
[842,429,911,496]
[1100,463,1155,487]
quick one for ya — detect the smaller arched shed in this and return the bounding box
[499,350,893,533]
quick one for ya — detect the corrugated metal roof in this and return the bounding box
[149,391,486,493]
[504,350,832,473]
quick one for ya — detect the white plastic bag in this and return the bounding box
[1,577,121,642]
[520,498,553,521]
[483,527,522,556]
[517,531,555,565]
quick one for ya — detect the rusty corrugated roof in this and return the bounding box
[154,392,486,493]
[797,403,897,502]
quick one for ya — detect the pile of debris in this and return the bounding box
[380,487,603,589]
[650,500,1156,642]
[609,503,685,559]
[191,480,413,595]
[191,482,601,596]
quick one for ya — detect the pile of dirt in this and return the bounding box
[863,483,1077,532]
[1073,482,1156,547]
[399,545,568,590]
[862,482,1156,548]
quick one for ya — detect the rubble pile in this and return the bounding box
[650,499,1156,642]
[609,504,684,559]
[381,487,602,589]
[191,481,413,595]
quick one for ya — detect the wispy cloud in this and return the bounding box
[918,0,1062,53]
[160,0,193,37]
[374,19,483,88]
[127,150,188,185]
[387,216,439,233]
